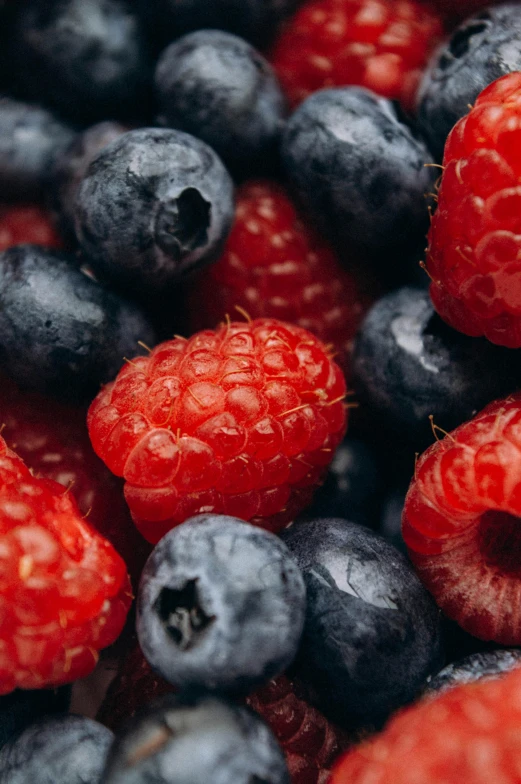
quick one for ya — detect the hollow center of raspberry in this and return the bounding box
[478,511,521,577]
[154,579,215,650]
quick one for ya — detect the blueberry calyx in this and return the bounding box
[155,189,211,260]
[155,579,215,651]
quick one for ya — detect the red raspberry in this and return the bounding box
[269,0,443,113]
[87,318,347,543]
[191,180,373,377]
[332,665,521,784]
[0,435,131,695]
[402,392,521,645]
[427,72,521,348]
[0,376,151,585]
[0,204,63,251]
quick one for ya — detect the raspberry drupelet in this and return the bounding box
[0,204,63,251]
[427,72,521,348]
[403,392,521,645]
[87,318,347,543]
[0,435,131,695]
[270,0,443,113]
[192,180,372,376]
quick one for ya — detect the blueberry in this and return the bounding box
[379,487,407,553]
[0,245,155,400]
[74,128,235,293]
[0,715,113,784]
[0,97,75,201]
[425,649,521,695]
[155,31,287,177]
[102,692,289,784]
[138,0,298,50]
[6,0,151,125]
[303,438,381,526]
[137,514,306,694]
[352,287,517,451]
[0,687,71,749]
[280,517,443,728]
[417,4,521,161]
[281,87,435,264]
[50,121,127,243]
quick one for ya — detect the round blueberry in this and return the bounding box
[74,128,235,293]
[379,487,407,554]
[0,97,75,201]
[155,30,287,177]
[0,687,71,749]
[6,0,152,125]
[352,287,517,451]
[0,245,156,400]
[425,649,521,695]
[281,87,435,263]
[417,4,521,161]
[102,692,289,784]
[50,121,127,243]
[0,715,113,784]
[281,517,443,729]
[137,514,306,694]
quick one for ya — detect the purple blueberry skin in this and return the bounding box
[0,245,155,400]
[74,128,235,293]
[425,649,521,695]
[0,687,71,750]
[136,514,306,694]
[102,692,289,784]
[281,517,444,729]
[0,715,113,784]
[155,30,287,177]
[0,97,75,201]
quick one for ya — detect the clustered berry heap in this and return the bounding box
[4,0,521,782]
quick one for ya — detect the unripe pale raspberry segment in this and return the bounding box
[403,392,521,645]
[192,180,372,377]
[87,318,347,543]
[0,435,131,695]
[270,0,443,113]
[332,665,521,784]
[427,72,521,348]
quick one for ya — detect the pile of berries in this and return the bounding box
[3,0,521,782]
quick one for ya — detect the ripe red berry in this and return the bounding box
[332,665,521,784]
[191,180,372,376]
[402,393,521,645]
[87,318,347,543]
[270,0,443,113]
[0,204,63,251]
[427,72,521,348]
[0,376,151,586]
[0,435,131,695]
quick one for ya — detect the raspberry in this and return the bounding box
[191,180,372,376]
[0,434,131,694]
[332,665,521,784]
[0,376,151,585]
[270,0,443,113]
[427,72,521,348]
[0,204,62,251]
[402,392,521,645]
[87,317,347,543]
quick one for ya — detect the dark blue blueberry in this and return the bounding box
[281,517,443,729]
[0,715,113,784]
[425,649,521,695]
[417,4,521,161]
[0,97,75,201]
[303,438,381,527]
[6,0,152,125]
[102,692,289,784]
[0,245,155,400]
[155,30,287,177]
[281,87,435,264]
[137,514,306,694]
[379,487,407,553]
[50,121,127,243]
[138,0,298,50]
[352,287,517,452]
[0,687,71,749]
[74,128,235,293]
